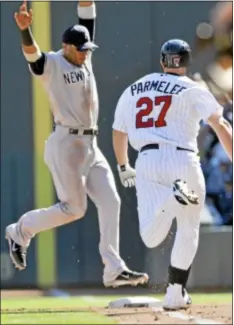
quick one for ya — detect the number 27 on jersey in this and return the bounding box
[136,95,172,129]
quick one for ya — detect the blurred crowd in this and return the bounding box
[198,101,233,226]
[194,1,233,226]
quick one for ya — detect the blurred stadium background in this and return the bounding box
[1,1,232,293]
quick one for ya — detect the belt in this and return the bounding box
[53,124,98,136]
[140,143,194,153]
[68,128,98,136]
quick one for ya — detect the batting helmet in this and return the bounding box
[160,39,192,68]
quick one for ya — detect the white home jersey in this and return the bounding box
[30,50,99,128]
[113,72,223,152]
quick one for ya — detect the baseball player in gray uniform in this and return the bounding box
[5,0,149,288]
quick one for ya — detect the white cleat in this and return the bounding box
[163,284,192,311]
[173,179,199,206]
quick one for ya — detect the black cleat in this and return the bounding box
[173,179,199,206]
[5,230,27,271]
[104,270,149,288]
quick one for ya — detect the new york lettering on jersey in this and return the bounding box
[63,70,85,84]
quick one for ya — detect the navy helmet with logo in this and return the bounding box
[62,25,98,51]
[160,39,192,68]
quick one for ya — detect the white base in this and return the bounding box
[108,296,162,308]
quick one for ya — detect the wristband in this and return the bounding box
[23,44,42,63]
[117,164,128,172]
[78,3,96,19]
[20,27,34,46]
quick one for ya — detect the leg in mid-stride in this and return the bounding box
[112,37,232,311]
[86,148,149,288]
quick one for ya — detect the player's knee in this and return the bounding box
[140,223,168,249]
[141,236,156,249]
[94,190,120,214]
[59,201,87,219]
[112,192,121,210]
[140,228,156,248]
[103,190,121,211]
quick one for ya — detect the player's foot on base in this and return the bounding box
[104,270,149,288]
[163,284,192,310]
[173,179,199,206]
[5,226,27,271]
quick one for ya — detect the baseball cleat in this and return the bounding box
[104,270,149,288]
[173,179,199,206]
[5,227,27,271]
[163,284,192,311]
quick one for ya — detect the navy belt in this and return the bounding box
[140,143,194,153]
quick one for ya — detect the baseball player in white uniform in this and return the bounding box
[5,0,149,288]
[112,39,232,309]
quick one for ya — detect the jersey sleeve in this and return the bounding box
[189,87,224,122]
[28,51,57,79]
[112,89,129,133]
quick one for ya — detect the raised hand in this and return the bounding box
[14,0,33,31]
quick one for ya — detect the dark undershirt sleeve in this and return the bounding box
[29,53,46,75]
[79,18,95,42]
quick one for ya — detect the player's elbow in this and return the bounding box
[218,118,232,135]
[209,116,232,134]
[28,53,46,76]
[221,117,232,130]
[112,129,128,141]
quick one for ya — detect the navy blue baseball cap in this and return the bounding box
[62,25,98,51]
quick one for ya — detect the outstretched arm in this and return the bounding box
[15,0,46,75]
[208,113,233,161]
[189,86,232,162]
[77,1,96,41]
[15,1,41,61]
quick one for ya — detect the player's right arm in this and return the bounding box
[112,89,136,188]
[77,1,96,68]
[14,0,50,76]
[77,1,96,42]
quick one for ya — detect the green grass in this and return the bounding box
[2,312,115,324]
[1,293,232,324]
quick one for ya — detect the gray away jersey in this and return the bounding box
[30,50,99,128]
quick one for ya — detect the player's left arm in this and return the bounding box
[112,90,136,188]
[191,86,233,162]
[77,1,96,42]
[208,113,233,161]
